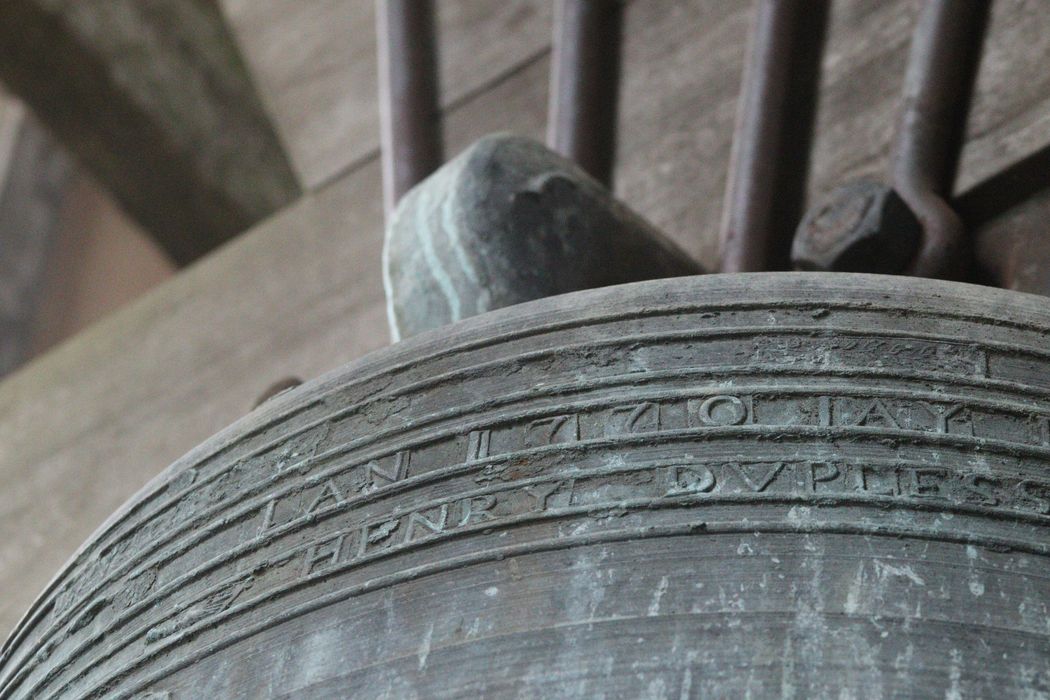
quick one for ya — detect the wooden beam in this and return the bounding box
[26,174,176,359]
[0,0,301,265]
[0,99,74,374]
[220,0,554,189]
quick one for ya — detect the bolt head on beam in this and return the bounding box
[792,180,922,274]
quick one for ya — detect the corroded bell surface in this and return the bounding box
[3,273,1050,698]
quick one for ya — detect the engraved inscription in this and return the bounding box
[689,395,750,427]
[127,456,1050,662]
[41,385,1050,648]
[466,430,491,461]
[605,402,661,436]
[36,324,1050,628]
[524,414,580,447]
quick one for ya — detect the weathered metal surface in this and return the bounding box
[547,0,623,187]
[794,0,987,278]
[252,377,303,410]
[383,134,701,340]
[377,0,443,217]
[3,273,1050,697]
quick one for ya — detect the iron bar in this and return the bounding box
[892,0,986,278]
[720,0,805,273]
[792,0,986,278]
[547,0,623,188]
[377,0,443,219]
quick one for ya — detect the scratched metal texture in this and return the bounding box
[3,273,1050,699]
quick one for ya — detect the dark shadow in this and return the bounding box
[955,142,1050,229]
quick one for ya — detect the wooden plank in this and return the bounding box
[0,105,74,374]
[803,0,1050,295]
[957,0,1050,193]
[615,0,1050,265]
[0,0,301,265]
[807,0,1050,199]
[950,0,1050,295]
[0,94,174,376]
[616,0,752,264]
[805,0,920,199]
[220,0,553,189]
[226,0,1050,262]
[26,174,176,358]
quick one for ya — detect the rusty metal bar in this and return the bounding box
[719,0,805,273]
[893,0,986,278]
[377,0,443,219]
[547,0,623,188]
[792,0,986,278]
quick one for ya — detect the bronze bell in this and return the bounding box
[5,0,1050,697]
[4,273,1050,698]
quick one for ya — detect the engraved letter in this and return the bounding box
[817,396,832,427]
[806,462,840,493]
[524,415,580,447]
[666,464,716,495]
[849,399,901,429]
[726,462,784,492]
[858,465,898,496]
[1016,480,1050,515]
[524,480,577,510]
[306,479,346,514]
[367,450,411,489]
[958,474,997,506]
[354,519,400,558]
[920,402,967,434]
[691,395,749,427]
[458,494,497,526]
[406,504,450,541]
[301,534,346,577]
[466,430,492,461]
[258,497,279,532]
[910,469,947,498]
[973,349,989,378]
[605,402,661,437]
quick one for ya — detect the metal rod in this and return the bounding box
[892,0,986,278]
[790,0,986,278]
[547,0,623,188]
[377,0,443,219]
[719,0,804,273]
